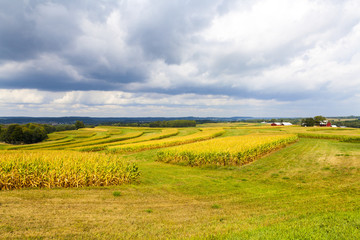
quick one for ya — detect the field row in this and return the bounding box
[0,151,140,190]
[77,128,180,151]
[157,134,298,166]
[106,128,225,153]
[297,132,360,142]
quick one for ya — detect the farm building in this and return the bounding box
[320,121,332,127]
[271,122,292,126]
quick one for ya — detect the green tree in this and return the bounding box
[1,123,48,144]
[314,115,326,126]
[75,121,85,130]
[301,118,315,127]
[3,124,24,144]
[0,125,2,142]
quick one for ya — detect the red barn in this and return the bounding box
[320,121,332,127]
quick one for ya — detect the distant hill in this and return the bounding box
[0,116,253,125]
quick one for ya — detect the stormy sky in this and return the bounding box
[1,0,360,117]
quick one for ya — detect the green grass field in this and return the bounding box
[0,124,359,239]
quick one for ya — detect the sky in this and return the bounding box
[0,0,360,118]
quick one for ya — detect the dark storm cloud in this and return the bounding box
[0,0,360,106]
[0,1,41,61]
[126,0,218,64]
[0,69,114,92]
[0,0,148,91]
[146,79,320,102]
[0,0,226,92]
[0,1,81,61]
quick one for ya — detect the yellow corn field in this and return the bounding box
[0,150,140,190]
[107,128,225,153]
[60,131,144,151]
[77,128,179,152]
[157,134,298,166]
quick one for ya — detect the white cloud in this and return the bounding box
[0,89,289,117]
[0,89,44,104]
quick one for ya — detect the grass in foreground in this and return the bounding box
[0,137,359,239]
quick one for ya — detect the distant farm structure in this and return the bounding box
[320,121,332,127]
[271,122,292,126]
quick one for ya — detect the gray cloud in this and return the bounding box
[0,0,360,116]
[125,0,219,64]
[0,1,82,61]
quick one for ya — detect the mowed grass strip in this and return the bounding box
[0,150,140,190]
[157,134,298,166]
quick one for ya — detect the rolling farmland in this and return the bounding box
[0,124,359,239]
[157,134,298,166]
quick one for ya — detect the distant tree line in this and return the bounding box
[333,119,360,128]
[149,120,196,128]
[0,121,86,145]
[0,123,49,144]
[112,122,147,127]
[113,120,196,128]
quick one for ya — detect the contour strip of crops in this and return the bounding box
[107,128,225,154]
[42,130,144,150]
[0,150,140,190]
[37,132,113,150]
[297,132,360,142]
[109,128,180,145]
[6,128,114,150]
[6,137,76,150]
[68,131,144,148]
[78,128,180,152]
[157,134,298,166]
[75,131,146,152]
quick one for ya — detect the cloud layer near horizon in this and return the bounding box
[1,0,360,117]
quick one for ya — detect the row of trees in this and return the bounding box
[148,120,196,128]
[0,123,48,144]
[0,121,86,145]
[113,120,197,128]
[332,119,360,128]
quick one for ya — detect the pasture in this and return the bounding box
[0,124,359,239]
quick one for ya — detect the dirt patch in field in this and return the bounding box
[327,154,360,168]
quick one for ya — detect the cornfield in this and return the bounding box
[60,131,144,150]
[297,133,360,142]
[7,128,118,150]
[77,128,179,152]
[157,134,298,166]
[0,150,140,190]
[107,128,225,153]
